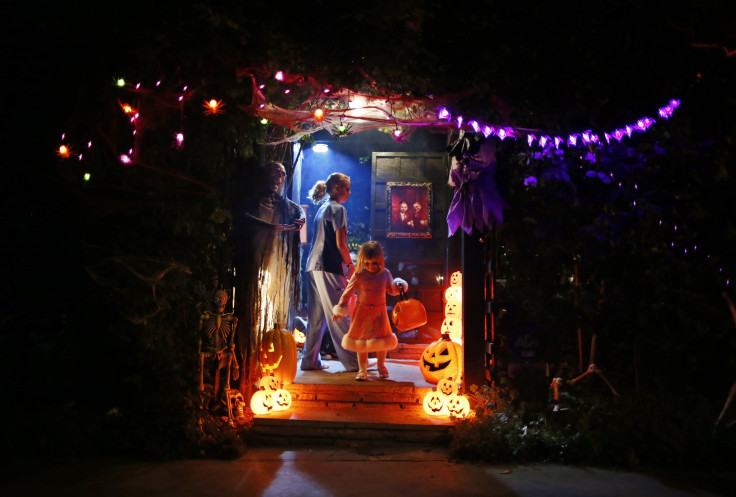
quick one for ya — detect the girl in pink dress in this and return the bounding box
[333,241,408,381]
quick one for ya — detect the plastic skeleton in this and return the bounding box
[715,292,736,428]
[199,289,240,422]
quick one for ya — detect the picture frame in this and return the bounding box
[386,182,432,238]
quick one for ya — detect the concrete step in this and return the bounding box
[247,376,453,447]
[248,415,452,447]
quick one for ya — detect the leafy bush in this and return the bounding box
[450,383,736,471]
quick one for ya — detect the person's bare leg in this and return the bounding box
[356,352,368,381]
[377,350,389,378]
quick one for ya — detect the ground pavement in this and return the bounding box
[2,445,732,497]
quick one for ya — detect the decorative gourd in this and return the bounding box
[444,300,461,317]
[444,286,462,302]
[437,378,459,398]
[422,390,447,415]
[272,389,292,411]
[258,375,281,392]
[250,389,274,415]
[446,395,471,417]
[440,317,463,343]
[259,327,298,385]
[420,334,463,384]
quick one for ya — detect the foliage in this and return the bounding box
[5,0,735,461]
[450,383,736,471]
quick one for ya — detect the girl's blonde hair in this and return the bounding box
[307,172,350,204]
[355,241,385,274]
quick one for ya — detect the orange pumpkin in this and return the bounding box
[420,334,463,384]
[259,327,298,385]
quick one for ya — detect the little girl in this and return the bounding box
[333,241,407,380]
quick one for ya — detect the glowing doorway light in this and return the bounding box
[313,143,329,153]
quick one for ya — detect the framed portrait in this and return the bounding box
[386,182,432,238]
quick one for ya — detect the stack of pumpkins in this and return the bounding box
[250,327,298,415]
[419,271,464,385]
[422,378,471,417]
[419,272,472,418]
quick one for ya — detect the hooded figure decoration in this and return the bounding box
[446,132,506,236]
[234,161,305,390]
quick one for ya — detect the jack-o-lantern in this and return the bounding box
[440,317,463,343]
[444,286,462,302]
[446,394,471,417]
[293,328,306,347]
[437,378,459,398]
[258,375,281,392]
[444,300,461,318]
[423,390,447,415]
[250,389,275,415]
[272,388,292,411]
[420,334,463,384]
[259,327,298,385]
[450,271,462,287]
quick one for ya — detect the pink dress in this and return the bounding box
[338,268,400,353]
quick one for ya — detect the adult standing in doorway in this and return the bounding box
[301,173,359,371]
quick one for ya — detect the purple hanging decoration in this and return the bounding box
[446,134,505,236]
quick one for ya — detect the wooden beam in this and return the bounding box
[462,232,487,388]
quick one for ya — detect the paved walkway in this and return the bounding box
[2,446,731,497]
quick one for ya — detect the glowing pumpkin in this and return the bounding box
[450,271,462,286]
[420,334,463,384]
[250,389,274,415]
[446,395,471,418]
[423,390,447,415]
[272,388,292,411]
[437,378,459,398]
[258,375,281,392]
[444,300,461,318]
[294,328,306,346]
[440,317,463,343]
[260,327,298,385]
[444,286,462,302]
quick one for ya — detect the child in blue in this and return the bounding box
[333,241,408,381]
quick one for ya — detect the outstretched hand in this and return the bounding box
[276,218,306,232]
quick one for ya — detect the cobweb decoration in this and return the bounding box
[239,74,454,144]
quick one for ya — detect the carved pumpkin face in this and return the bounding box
[444,286,462,302]
[437,378,458,398]
[420,335,463,384]
[446,395,471,418]
[293,328,306,345]
[259,328,298,385]
[250,390,274,415]
[272,388,292,411]
[444,300,461,317]
[450,271,462,286]
[423,390,447,415]
[258,375,281,392]
[440,317,462,342]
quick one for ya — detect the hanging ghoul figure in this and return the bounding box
[234,161,305,391]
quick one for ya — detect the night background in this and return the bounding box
[2,0,736,471]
